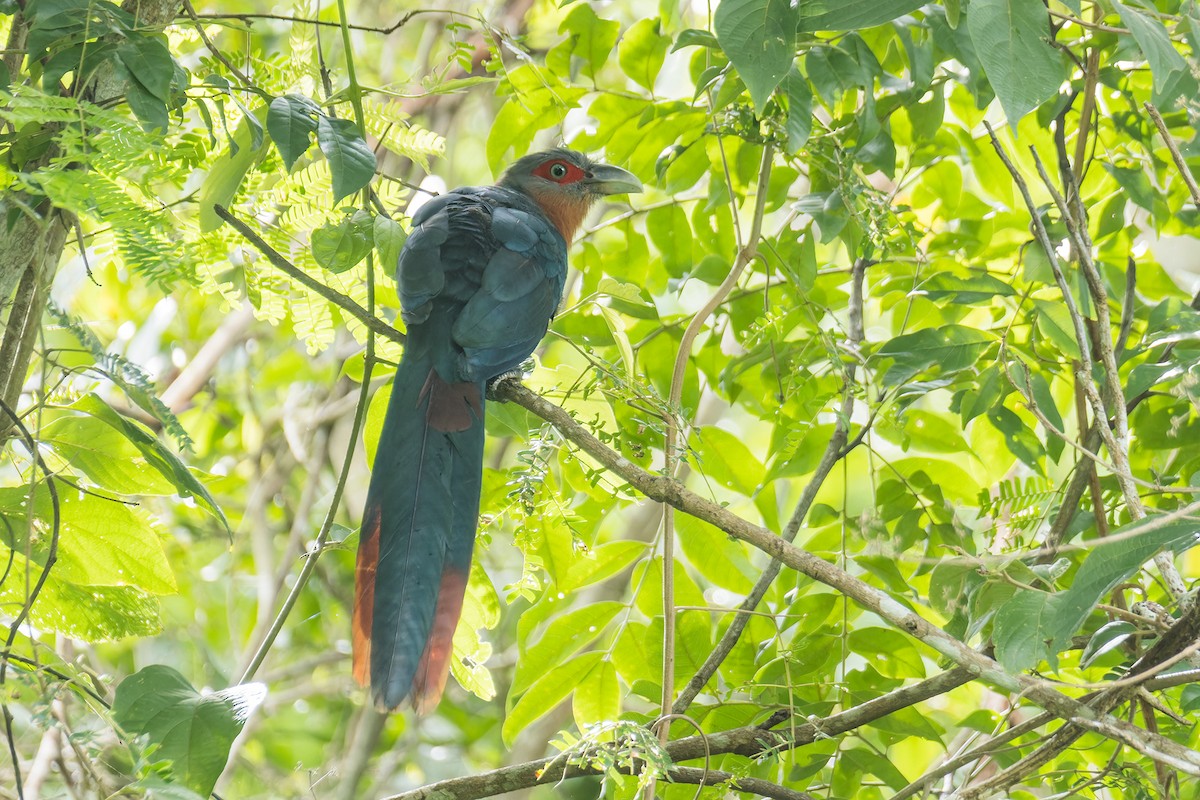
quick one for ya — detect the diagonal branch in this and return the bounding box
[493,377,1200,772]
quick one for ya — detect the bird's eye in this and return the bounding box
[549,163,568,179]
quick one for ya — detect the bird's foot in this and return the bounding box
[486,370,525,401]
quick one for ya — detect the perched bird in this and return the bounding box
[353,149,641,712]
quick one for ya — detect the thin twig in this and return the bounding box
[0,399,62,800]
[1145,101,1200,206]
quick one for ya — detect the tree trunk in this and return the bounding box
[0,0,183,419]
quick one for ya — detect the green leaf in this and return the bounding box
[451,561,499,701]
[113,666,265,797]
[503,651,601,746]
[915,272,1014,303]
[876,325,993,386]
[1032,298,1082,360]
[0,487,167,640]
[848,628,926,679]
[68,394,230,535]
[0,487,176,594]
[598,304,636,383]
[994,518,1199,671]
[119,68,168,133]
[198,108,268,232]
[691,426,764,495]
[992,589,1057,672]
[672,29,720,51]
[675,610,714,687]
[115,35,173,101]
[316,115,377,204]
[557,3,620,81]
[42,415,176,495]
[1080,620,1135,667]
[266,94,319,170]
[572,659,620,729]
[226,91,264,153]
[1010,366,1065,460]
[373,214,407,273]
[312,209,374,274]
[713,0,799,113]
[966,0,1065,124]
[364,382,391,468]
[1115,2,1189,98]
[986,406,1045,471]
[782,66,812,152]
[676,515,756,594]
[646,205,694,277]
[558,540,648,593]
[799,0,925,32]
[512,601,623,694]
[840,747,911,791]
[618,17,670,92]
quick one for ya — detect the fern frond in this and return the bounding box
[362,99,445,171]
[979,476,1057,540]
[47,302,194,450]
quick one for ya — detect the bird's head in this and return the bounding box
[498,148,642,241]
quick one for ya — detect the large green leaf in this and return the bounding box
[572,659,620,729]
[966,0,1065,124]
[266,94,320,170]
[316,115,377,204]
[311,209,374,274]
[783,66,812,152]
[555,2,620,81]
[113,666,265,797]
[618,17,669,92]
[68,394,230,535]
[799,0,926,32]
[503,651,601,745]
[1115,2,1191,100]
[512,601,622,694]
[198,106,269,232]
[876,325,993,386]
[0,487,175,594]
[994,519,1199,671]
[41,414,176,496]
[0,550,162,640]
[713,0,799,112]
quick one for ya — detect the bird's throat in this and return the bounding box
[529,190,593,242]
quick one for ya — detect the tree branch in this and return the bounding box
[212,206,403,345]
[493,377,1200,772]
[383,667,974,800]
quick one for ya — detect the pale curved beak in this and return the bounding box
[585,164,643,195]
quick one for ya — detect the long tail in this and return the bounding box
[353,354,485,712]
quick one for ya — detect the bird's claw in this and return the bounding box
[486,370,525,401]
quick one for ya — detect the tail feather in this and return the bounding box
[354,355,485,712]
[351,502,380,686]
[411,566,470,714]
